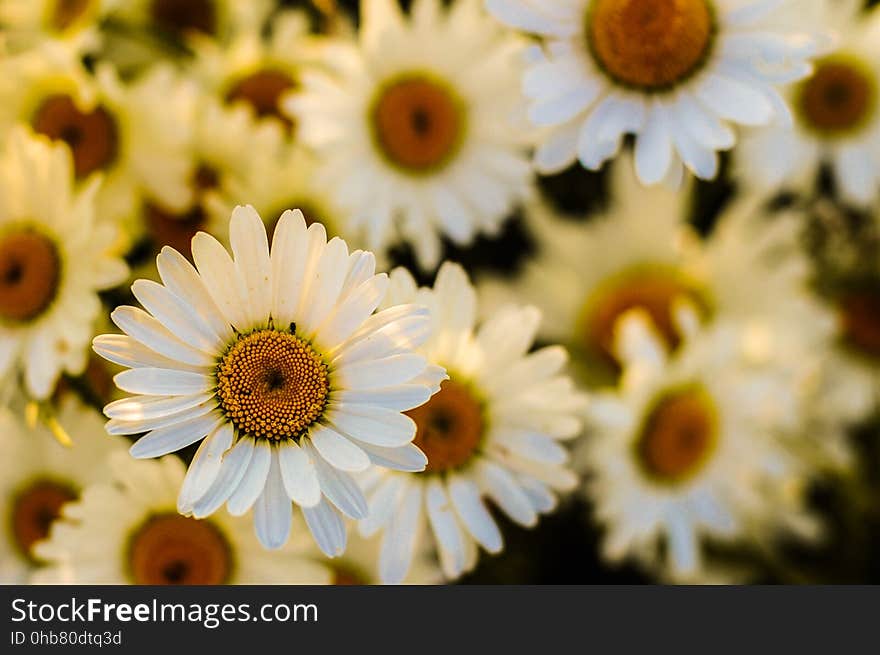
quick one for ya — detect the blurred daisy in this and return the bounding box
[107,0,266,41]
[287,0,532,269]
[737,1,880,206]
[360,263,586,583]
[0,127,127,400]
[486,0,827,185]
[0,0,114,53]
[0,397,124,583]
[143,96,285,256]
[581,312,821,581]
[93,206,436,554]
[34,454,331,584]
[189,8,319,133]
[494,156,834,383]
[0,44,192,235]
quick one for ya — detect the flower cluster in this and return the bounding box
[1,0,879,586]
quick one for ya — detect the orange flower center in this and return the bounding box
[587,0,715,90]
[839,290,880,359]
[150,0,217,36]
[226,70,297,130]
[0,230,61,323]
[11,480,77,562]
[32,94,118,179]
[796,56,877,137]
[128,514,231,585]
[371,76,466,173]
[407,379,484,474]
[583,266,708,365]
[637,387,718,483]
[216,329,330,440]
[145,164,220,255]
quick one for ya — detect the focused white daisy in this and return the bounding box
[486,0,828,185]
[142,95,286,256]
[0,44,193,237]
[487,155,835,384]
[286,0,533,269]
[93,206,438,555]
[0,126,127,400]
[0,397,125,583]
[33,453,331,584]
[580,311,821,581]
[737,1,880,206]
[359,263,587,583]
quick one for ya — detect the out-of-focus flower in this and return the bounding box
[287,0,533,269]
[0,397,125,583]
[486,0,828,185]
[0,0,116,54]
[141,95,286,257]
[580,312,821,581]
[188,8,320,135]
[33,453,331,584]
[360,263,586,583]
[107,0,268,42]
[92,206,438,554]
[737,0,880,206]
[0,44,193,242]
[0,126,127,400]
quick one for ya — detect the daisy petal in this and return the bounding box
[227,439,273,516]
[302,498,347,557]
[129,414,221,459]
[253,448,293,549]
[278,441,322,507]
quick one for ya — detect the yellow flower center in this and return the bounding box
[796,56,878,137]
[370,75,466,174]
[0,230,61,324]
[32,94,118,179]
[839,290,880,359]
[128,514,231,585]
[636,386,718,483]
[11,479,77,562]
[587,0,715,90]
[150,0,217,36]
[216,329,330,441]
[226,70,297,130]
[582,265,708,366]
[407,379,484,474]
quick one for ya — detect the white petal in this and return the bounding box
[229,205,273,326]
[302,498,347,557]
[448,474,503,553]
[111,306,215,367]
[379,482,423,584]
[359,475,406,537]
[191,438,255,518]
[327,405,416,448]
[278,441,322,507]
[105,400,215,434]
[113,368,212,396]
[310,424,370,472]
[475,460,538,527]
[425,478,466,576]
[191,231,251,331]
[635,102,674,185]
[227,439,273,516]
[131,279,221,353]
[304,441,368,519]
[129,414,221,459]
[253,447,292,549]
[332,385,431,412]
[92,334,204,372]
[178,424,234,513]
[104,393,213,421]
[352,441,427,472]
[270,209,309,327]
[316,274,389,349]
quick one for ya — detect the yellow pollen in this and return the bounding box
[796,56,877,137]
[407,379,484,474]
[11,480,77,562]
[636,386,718,483]
[371,75,466,174]
[128,514,231,585]
[215,329,330,441]
[0,230,61,323]
[32,94,118,179]
[587,0,715,90]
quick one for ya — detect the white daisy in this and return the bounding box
[0,397,125,583]
[486,0,828,185]
[286,0,533,269]
[737,1,880,206]
[33,453,331,584]
[581,311,821,581]
[0,44,193,239]
[359,262,587,583]
[0,126,127,400]
[92,206,438,555]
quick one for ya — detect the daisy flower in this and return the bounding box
[93,206,438,555]
[359,263,587,583]
[33,454,331,584]
[0,397,125,583]
[490,155,835,383]
[580,311,821,581]
[143,96,285,257]
[106,0,268,41]
[188,7,320,134]
[0,0,115,54]
[286,0,533,269]
[0,126,127,400]
[486,0,828,185]
[737,1,880,206]
[0,44,193,236]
